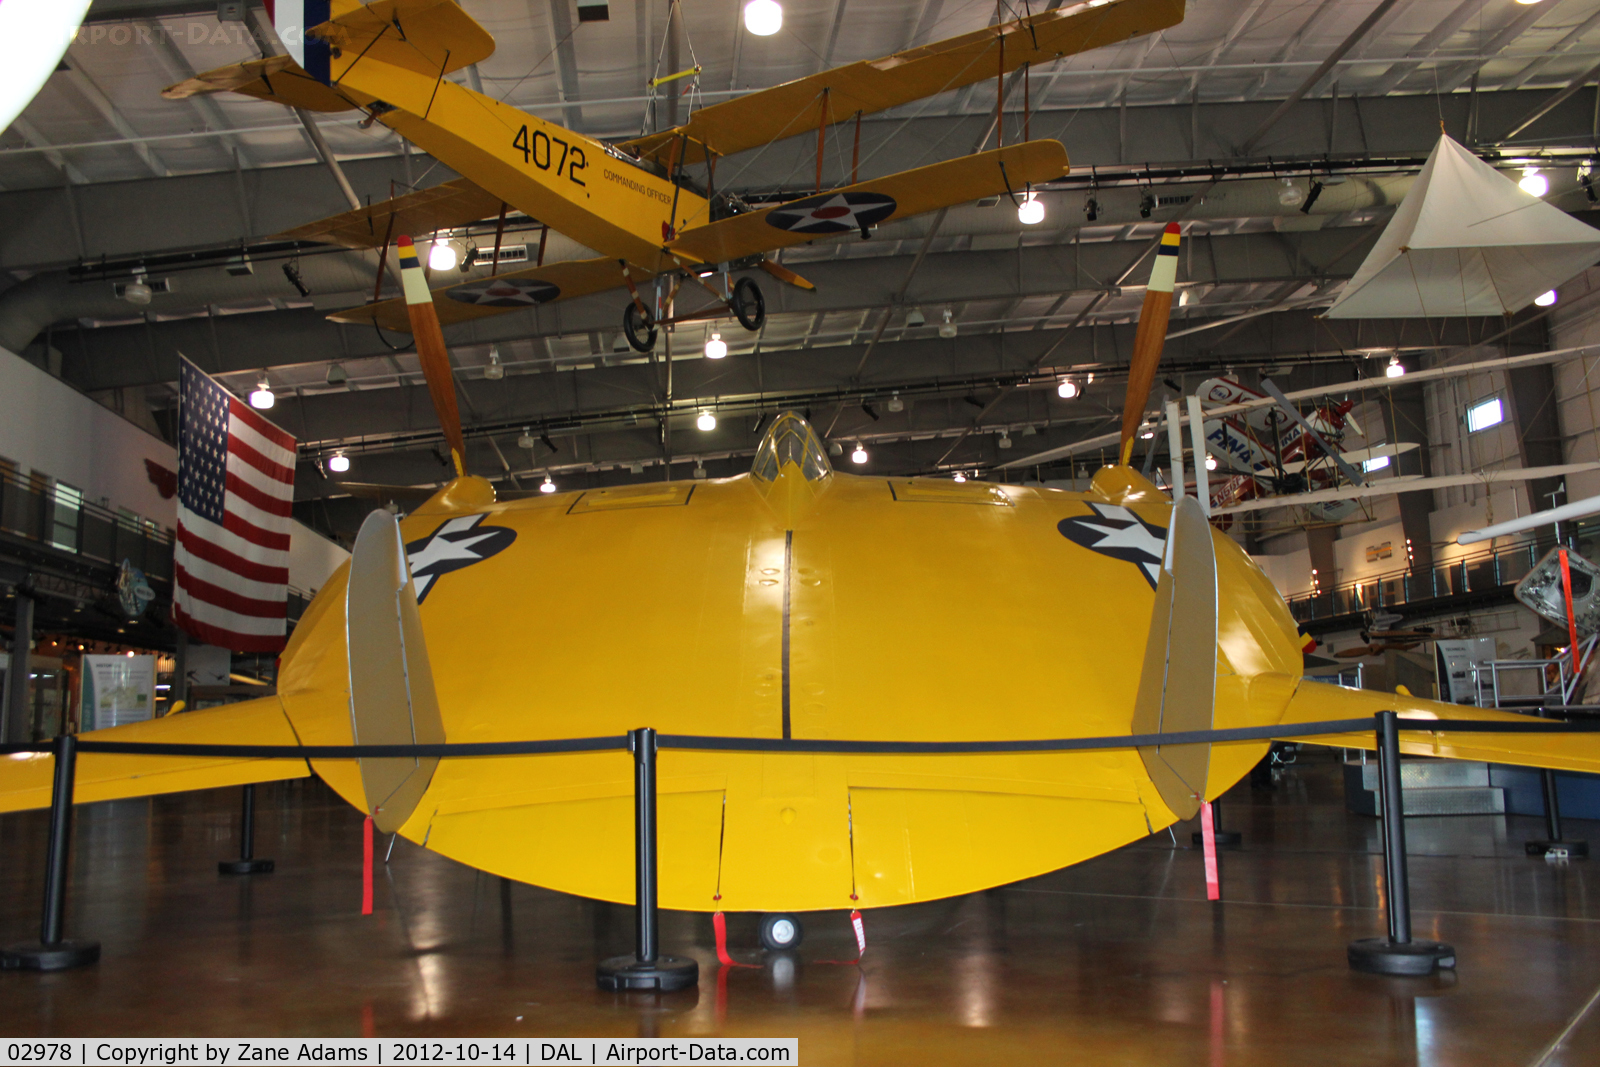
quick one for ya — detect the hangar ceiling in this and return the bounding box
[3,0,1600,539]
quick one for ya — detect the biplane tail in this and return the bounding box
[0,697,311,815]
[163,0,494,111]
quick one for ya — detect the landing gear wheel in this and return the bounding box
[623,302,657,353]
[731,277,765,332]
[758,913,802,951]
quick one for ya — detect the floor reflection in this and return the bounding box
[0,756,1597,1064]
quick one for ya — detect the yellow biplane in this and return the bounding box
[4,0,1600,972]
[163,0,1186,347]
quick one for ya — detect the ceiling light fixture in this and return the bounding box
[1386,355,1406,378]
[1177,288,1190,307]
[1277,177,1304,207]
[697,411,717,432]
[539,476,556,494]
[1205,454,1217,472]
[325,363,348,385]
[704,331,727,359]
[887,391,904,413]
[938,308,957,339]
[121,276,153,306]
[428,240,459,271]
[952,471,967,483]
[518,427,536,449]
[248,380,275,410]
[1535,289,1559,307]
[1300,178,1325,214]
[1139,190,1155,218]
[850,443,868,464]
[1058,379,1079,399]
[998,432,1013,449]
[485,345,505,379]
[905,307,926,328]
[1520,167,1548,197]
[744,0,782,35]
[1083,194,1099,222]
[1017,190,1045,225]
[327,453,350,473]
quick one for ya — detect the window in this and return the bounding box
[50,482,81,552]
[1362,454,1390,473]
[1467,397,1504,433]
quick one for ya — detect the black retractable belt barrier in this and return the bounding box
[219,783,276,875]
[1,734,100,971]
[1526,768,1589,859]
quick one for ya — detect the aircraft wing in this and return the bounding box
[1275,442,1420,476]
[327,256,645,332]
[619,0,1185,169]
[667,140,1068,265]
[1210,462,1600,516]
[277,178,506,250]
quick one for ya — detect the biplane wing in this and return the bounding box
[668,140,1068,265]
[327,255,646,331]
[161,53,351,112]
[277,177,506,250]
[619,0,1185,169]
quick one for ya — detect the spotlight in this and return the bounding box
[1536,289,1559,307]
[938,308,957,339]
[697,411,717,431]
[121,277,153,306]
[1520,168,1548,197]
[1386,355,1405,378]
[952,471,967,483]
[905,307,926,328]
[484,345,505,379]
[1139,190,1154,219]
[1139,421,1155,440]
[861,403,879,421]
[1057,379,1079,399]
[743,0,782,35]
[1204,454,1217,472]
[887,391,904,413]
[1084,194,1099,222]
[1277,178,1304,207]
[1017,191,1045,225]
[1178,289,1190,307]
[1583,167,1597,203]
[428,241,459,271]
[828,441,844,455]
[1300,179,1325,214]
[249,380,275,410]
[850,443,868,464]
[704,331,727,359]
[282,260,310,297]
[327,453,350,473]
[541,433,556,453]
[539,476,556,494]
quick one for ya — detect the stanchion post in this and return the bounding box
[219,783,275,875]
[1191,798,1242,847]
[1527,768,1588,858]
[1348,711,1454,976]
[597,727,697,992]
[1,733,100,970]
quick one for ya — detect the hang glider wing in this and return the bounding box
[1210,462,1600,516]
[327,255,644,332]
[277,178,507,250]
[667,140,1068,265]
[618,0,1185,170]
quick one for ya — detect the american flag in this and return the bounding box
[173,356,297,652]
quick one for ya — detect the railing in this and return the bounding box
[1286,536,1543,623]
[0,466,173,582]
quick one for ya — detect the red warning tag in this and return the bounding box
[850,909,866,956]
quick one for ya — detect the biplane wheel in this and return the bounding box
[758,913,802,951]
[731,277,766,332]
[623,302,657,353]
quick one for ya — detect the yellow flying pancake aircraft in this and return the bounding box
[6,0,1600,954]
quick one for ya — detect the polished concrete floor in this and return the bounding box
[3,752,1599,1065]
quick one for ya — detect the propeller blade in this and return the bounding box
[1119,223,1181,465]
[397,235,468,477]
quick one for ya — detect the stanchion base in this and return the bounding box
[1192,830,1242,846]
[1,939,101,971]
[1348,938,1455,976]
[1526,840,1588,859]
[218,858,275,875]
[596,954,699,992]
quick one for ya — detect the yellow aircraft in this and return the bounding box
[5,0,1600,963]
